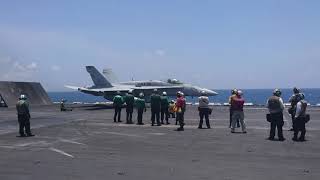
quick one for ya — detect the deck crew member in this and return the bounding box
[113,91,124,123]
[266,89,285,141]
[176,91,186,131]
[230,90,246,133]
[293,94,308,141]
[288,87,302,131]
[60,99,72,111]
[198,91,211,129]
[229,89,240,128]
[160,91,170,125]
[150,89,161,126]
[124,90,135,124]
[135,93,146,125]
[16,94,34,137]
[168,100,176,120]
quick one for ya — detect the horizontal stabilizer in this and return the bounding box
[65,85,80,90]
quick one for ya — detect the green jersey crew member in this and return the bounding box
[160,92,170,125]
[124,90,135,124]
[113,91,124,123]
[135,93,146,125]
[150,89,161,126]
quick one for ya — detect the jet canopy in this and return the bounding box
[167,79,183,85]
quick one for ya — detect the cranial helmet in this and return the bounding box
[201,90,207,96]
[293,87,300,94]
[177,91,182,97]
[139,92,144,97]
[236,90,243,96]
[273,89,282,97]
[231,88,238,95]
[162,92,167,96]
[19,94,27,100]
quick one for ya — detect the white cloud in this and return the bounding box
[154,49,166,56]
[0,57,39,81]
[26,62,38,70]
[51,65,61,71]
[12,61,38,71]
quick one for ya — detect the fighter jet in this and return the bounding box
[66,66,218,101]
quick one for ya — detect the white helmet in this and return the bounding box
[139,92,144,97]
[128,89,133,94]
[273,89,282,97]
[177,91,182,96]
[19,94,27,100]
[236,90,243,96]
[162,92,167,96]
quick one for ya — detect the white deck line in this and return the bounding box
[49,147,74,158]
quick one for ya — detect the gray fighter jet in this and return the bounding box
[66,66,218,101]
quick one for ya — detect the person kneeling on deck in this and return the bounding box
[113,91,124,123]
[135,93,146,125]
[16,94,34,137]
[266,89,285,141]
[230,90,246,133]
[198,91,211,129]
[293,94,309,142]
[124,90,135,124]
[60,99,73,111]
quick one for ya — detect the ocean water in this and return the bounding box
[48,89,320,105]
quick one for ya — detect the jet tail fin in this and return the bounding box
[86,66,113,88]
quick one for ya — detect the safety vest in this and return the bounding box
[16,100,29,115]
[268,96,282,113]
[299,100,308,117]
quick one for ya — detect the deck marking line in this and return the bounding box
[59,139,86,145]
[49,147,74,158]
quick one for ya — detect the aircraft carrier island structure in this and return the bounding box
[0,81,52,107]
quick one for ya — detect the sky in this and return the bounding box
[0,0,320,91]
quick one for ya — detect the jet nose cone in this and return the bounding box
[203,89,218,96]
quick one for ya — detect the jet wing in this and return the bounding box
[132,86,183,90]
[131,86,185,96]
[65,85,132,96]
[65,85,184,96]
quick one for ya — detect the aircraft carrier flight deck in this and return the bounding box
[0,104,320,180]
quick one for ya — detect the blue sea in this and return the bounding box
[48,89,320,106]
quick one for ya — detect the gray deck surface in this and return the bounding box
[0,105,319,180]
